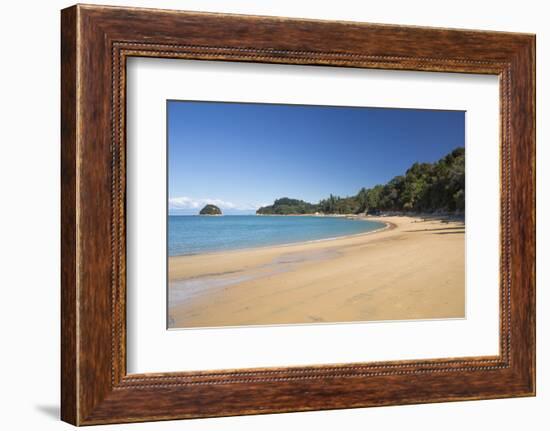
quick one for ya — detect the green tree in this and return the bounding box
[256,147,465,216]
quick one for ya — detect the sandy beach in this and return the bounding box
[168,216,465,328]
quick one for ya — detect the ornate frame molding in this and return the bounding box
[61,5,535,425]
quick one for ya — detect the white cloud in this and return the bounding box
[168,196,260,211]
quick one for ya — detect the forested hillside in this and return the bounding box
[256,147,465,215]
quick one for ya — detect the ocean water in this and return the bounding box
[168,215,385,256]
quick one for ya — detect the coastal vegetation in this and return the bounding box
[199,204,222,215]
[256,147,465,215]
[255,198,319,215]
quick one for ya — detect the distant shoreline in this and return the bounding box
[168,212,464,257]
[170,211,465,219]
[168,215,387,257]
[171,219,393,259]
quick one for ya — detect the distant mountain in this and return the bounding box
[199,204,222,215]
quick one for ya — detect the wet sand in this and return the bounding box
[168,216,465,328]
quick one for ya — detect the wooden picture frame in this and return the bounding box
[61,4,535,425]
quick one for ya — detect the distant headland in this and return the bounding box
[256,147,465,216]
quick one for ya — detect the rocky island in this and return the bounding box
[199,204,222,215]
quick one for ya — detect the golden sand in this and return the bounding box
[168,216,465,328]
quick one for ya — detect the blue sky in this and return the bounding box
[168,101,464,215]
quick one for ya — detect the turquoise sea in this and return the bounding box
[168,215,385,256]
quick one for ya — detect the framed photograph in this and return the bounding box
[61,4,535,425]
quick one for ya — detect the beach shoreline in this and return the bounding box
[168,215,465,329]
[169,218,393,259]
